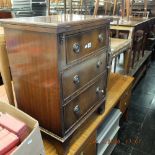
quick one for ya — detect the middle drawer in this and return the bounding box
[62,52,107,99]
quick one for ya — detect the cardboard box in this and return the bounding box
[0,101,45,155]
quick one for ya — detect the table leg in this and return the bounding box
[124,48,131,74]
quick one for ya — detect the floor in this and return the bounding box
[112,61,155,155]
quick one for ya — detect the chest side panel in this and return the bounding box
[5,28,63,136]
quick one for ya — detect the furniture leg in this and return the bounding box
[124,50,130,74]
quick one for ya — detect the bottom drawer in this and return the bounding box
[64,74,107,133]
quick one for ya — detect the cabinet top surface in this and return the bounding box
[0,14,111,28]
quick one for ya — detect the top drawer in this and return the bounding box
[65,27,107,64]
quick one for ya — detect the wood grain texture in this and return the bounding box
[0,14,111,34]
[5,28,63,137]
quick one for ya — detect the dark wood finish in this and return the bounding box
[119,86,132,113]
[0,11,12,19]
[63,52,107,99]
[5,29,63,137]
[65,27,107,63]
[1,15,110,145]
[64,74,107,132]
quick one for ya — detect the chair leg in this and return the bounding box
[124,49,130,74]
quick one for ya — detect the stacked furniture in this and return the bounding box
[1,14,111,154]
[0,73,134,155]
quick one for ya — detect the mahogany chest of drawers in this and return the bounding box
[1,14,111,142]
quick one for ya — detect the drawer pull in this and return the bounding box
[96,60,102,68]
[74,105,80,116]
[73,75,80,84]
[98,33,104,42]
[96,87,104,95]
[73,43,80,53]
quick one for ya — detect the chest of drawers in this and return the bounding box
[1,14,111,142]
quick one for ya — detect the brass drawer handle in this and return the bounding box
[73,75,80,84]
[74,105,80,116]
[96,60,102,68]
[96,87,104,95]
[98,33,104,42]
[73,43,80,53]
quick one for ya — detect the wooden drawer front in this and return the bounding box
[65,27,107,63]
[119,88,131,113]
[62,52,107,99]
[75,131,96,155]
[64,75,107,132]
